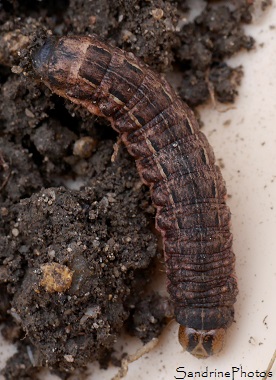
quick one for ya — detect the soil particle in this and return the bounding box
[126,293,174,342]
[0,0,266,379]
[176,3,254,106]
[0,139,43,203]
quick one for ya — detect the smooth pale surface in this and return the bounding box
[0,2,275,380]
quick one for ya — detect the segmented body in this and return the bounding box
[32,35,238,357]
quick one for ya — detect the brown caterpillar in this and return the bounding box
[32,35,238,358]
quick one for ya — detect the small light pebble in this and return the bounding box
[64,354,74,362]
[25,108,35,118]
[40,263,73,293]
[73,136,97,158]
[12,228,19,237]
[151,8,164,20]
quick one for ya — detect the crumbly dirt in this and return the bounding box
[0,1,266,379]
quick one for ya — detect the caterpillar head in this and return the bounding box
[32,37,58,83]
[32,36,87,92]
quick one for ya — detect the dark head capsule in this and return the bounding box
[32,38,57,80]
[32,36,96,95]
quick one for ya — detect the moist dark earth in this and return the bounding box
[0,0,269,379]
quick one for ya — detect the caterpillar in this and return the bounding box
[32,35,238,358]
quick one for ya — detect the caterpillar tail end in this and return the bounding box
[178,326,226,358]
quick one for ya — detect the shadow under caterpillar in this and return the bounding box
[32,35,238,358]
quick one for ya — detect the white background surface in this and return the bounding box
[0,1,276,379]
